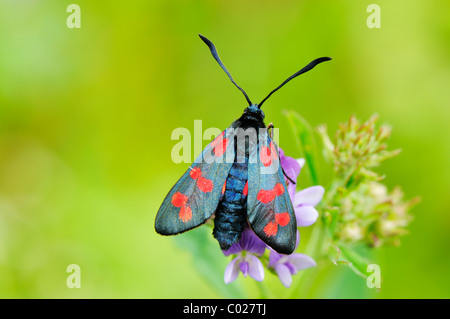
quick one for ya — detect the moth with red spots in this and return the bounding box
[155,35,331,254]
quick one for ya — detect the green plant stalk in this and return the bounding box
[286,220,328,298]
[285,178,342,298]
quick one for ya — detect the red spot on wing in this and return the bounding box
[257,189,276,204]
[179,205,192,223]
[243,181,248,196]
[209,131,229,157]
[211,131,225,148]
[263,212,290,237]
[264,221,278,237]
[172,192,192,223]
[260,146,272,167]
[260,142,279,167]
[213,138,229,157]
[188,167,213,193]
[171,192,188,207]
[270,141,278,163]
[222,181,226,195]
[189,167,202,180]
[274,183,284,196]
[275,212,290,227]
[197,176,213,193]
[257,183,285,204]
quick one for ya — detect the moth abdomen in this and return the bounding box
[213,202,247,251]
[213,157,249,251]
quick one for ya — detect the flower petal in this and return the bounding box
[269,230,300,267]
[295,230,300,249]
[274,264,293,288]
[239,261,249,277]
[279,148,302,181]
[247,255,265,282]
[288,254,317,272]
[296,158,305,170]
[268,250,282,268]
[241,228,266,255]
[295,206,319,227]
[222,227,266,256]
[294,186,325,207]
[287,183,296,203]
[222,242,242,256]
[282,157,301,180]
[224,257,240,284]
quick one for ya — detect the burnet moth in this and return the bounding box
[155,34,331,254]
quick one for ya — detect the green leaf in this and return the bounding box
[327,243,374,280]
[338,244,372,279]
[323,207,340,238]
[328,244,351,267]
[284,110,320,185]
[174,227,247,298]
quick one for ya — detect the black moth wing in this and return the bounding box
[155,128,235,235]
[247,129,297,254]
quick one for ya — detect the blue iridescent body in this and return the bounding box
[212,156,248,250]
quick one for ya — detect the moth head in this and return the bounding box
[243,104,265,119]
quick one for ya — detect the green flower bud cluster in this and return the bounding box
[318,115,419,248]
[334,181,419,247]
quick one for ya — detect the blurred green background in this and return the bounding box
[0,0,449,298]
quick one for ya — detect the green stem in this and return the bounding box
[285,179,342,298]
[286,221,327,298]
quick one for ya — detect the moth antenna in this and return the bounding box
[199,34,253,106]
[258,57,332,109]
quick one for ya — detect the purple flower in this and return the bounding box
[278,148,304,201]
[267,231,316,287]
[279,148,324,227]
[269,250,317,288]
[222,228,266,284]
[293,186,324,226]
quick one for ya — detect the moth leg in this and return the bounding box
[267,123,295,184]
[282,166,296,185]
[267,123,274,140]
